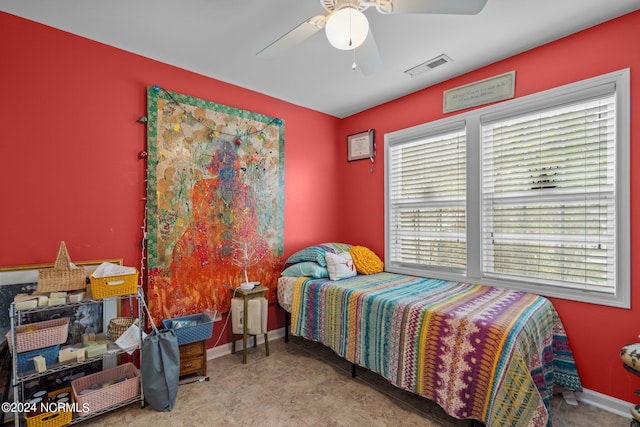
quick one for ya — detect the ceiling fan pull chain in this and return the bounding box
[352,49,357,70]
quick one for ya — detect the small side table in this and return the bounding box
[179,340,207,378]
[231,285,269,364]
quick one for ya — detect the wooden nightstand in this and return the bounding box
[179,340,207,378]
[231,285,269,364]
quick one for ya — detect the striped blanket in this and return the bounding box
[290,272,582,427]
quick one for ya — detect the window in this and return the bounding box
[387,121,466,273]
[385,70,630,307]
[481,96,615,292]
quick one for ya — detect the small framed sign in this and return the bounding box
[443,71,516,113]
[347,129,375,161]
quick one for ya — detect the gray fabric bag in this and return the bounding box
[141,308,179,411]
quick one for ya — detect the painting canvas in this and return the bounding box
[146,87,285,324]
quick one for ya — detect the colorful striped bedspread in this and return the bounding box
[290,272,582,427]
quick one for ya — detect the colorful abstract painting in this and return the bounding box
[146,86,284,324]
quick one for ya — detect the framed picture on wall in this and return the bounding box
[347,129,375,161]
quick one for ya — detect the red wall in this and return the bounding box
[2,9,639,403]
[338,11,640,402]
[0,12,341,345]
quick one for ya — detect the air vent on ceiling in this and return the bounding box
[404,54,452,77]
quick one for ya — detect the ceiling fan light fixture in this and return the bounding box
[325,6,369,50]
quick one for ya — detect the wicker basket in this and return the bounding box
[37,242,86,293]
[90,270,138,299]
[6,317,70,354]
[71,363,140,416]
[25,387,73,427]
[107,317,136,341]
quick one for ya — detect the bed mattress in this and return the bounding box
[279,272,581,427]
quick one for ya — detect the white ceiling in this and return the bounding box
[2,0,639,118]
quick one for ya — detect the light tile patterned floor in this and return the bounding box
[77,336,630,426]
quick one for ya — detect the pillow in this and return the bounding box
[281,262,329,279]
[325,251,357,281]
[285,243,351,267]
[350,246,384,274]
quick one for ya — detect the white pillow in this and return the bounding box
[325,251,357,281]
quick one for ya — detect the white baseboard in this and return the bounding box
[576,388,633,419]
[207,329,634,420]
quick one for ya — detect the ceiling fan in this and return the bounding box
[256,0,489,75]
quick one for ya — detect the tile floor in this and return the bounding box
[77,336,631,426]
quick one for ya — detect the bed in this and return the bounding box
[277,244,582,427]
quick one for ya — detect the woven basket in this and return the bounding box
[107,317,136,341]
[6,317,70,354]
[72,363,140,416]
[37,242,86,292]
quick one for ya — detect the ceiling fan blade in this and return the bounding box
[355,31,382,75]
[256,15,325,58]
[389,0,488,15]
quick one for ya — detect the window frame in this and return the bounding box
[386,119,467,274]
[384,69,630,308]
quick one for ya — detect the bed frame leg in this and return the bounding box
[351,363,356,378]
[285,311,290,343]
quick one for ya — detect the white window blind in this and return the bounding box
[388,126,466,273]
[385,70,629,307]
[481,94,616,292]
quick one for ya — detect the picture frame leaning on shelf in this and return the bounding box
[0,258,124,343]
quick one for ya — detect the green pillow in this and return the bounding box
[285,243,351,266]
[281,262,329,279]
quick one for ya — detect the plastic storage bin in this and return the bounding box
[71,363,140,416]
[16,345,60,374]
[89,271,138,299]
[162,312,214,346]
[24,386,74,427]
[7,317,69,354]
